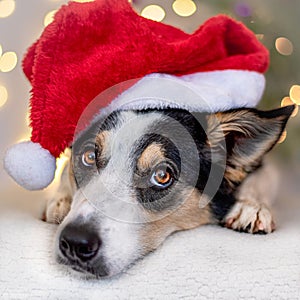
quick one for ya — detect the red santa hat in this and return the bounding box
[4,0,269,190]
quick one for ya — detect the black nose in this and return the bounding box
[59,224,101,262]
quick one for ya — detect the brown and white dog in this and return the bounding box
[45,105,293,278]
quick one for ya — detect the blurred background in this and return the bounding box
[0,0,299,217]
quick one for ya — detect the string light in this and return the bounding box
[0,85,8,108]
[275,37,294,56]
[141,5,166,22]
[172,0,197,17]
[44,10,57,27]
[0,51,18,72]
[290,85,300,105]
[0,0,15,18]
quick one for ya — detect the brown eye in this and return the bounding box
[151,167,173,188]
[82,150,96,167]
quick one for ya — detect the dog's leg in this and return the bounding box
[224,161,278,234]
[45,155,75,224]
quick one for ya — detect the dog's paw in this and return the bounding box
[45,194,72,224]
[224,200,275,234]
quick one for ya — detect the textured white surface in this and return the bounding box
[0,212,299,299]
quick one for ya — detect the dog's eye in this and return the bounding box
[82,150,96,167]
[151,166,173,188]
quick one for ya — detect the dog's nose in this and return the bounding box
[59,224,101,262]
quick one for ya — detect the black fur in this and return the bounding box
[72,105,293,220]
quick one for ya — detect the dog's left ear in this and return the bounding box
[206,105,294,186]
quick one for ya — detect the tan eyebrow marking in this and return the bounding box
[95,130,111,167]
[137,143,165,171]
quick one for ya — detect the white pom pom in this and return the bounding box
[4,141,56,190]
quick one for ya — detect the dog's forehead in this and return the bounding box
[104,111,159,146]
[75,109,208,153]
[76,110,163,149]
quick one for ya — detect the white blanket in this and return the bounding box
[0,212,299,299]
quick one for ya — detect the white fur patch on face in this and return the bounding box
[99,217,141,276]
[56,111,166,275]
[56,110,209,276]
[54,186,142,276]
[57,184,143,277]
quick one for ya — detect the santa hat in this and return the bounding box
[4,0,269,190]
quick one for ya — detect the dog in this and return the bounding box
[45,105,293,278]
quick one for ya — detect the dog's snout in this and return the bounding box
[59,224,101,262]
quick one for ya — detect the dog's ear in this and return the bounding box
[206,105,294,186]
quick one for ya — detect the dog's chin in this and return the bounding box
[56,253,144,280]
[56,254,114,279]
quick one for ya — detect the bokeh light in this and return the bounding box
[172,0,197,17]
[141,5,166,22]
[281,97,298,117]
[281,96,294,107]
[234,3,252,17]
[255,34,264,41]
[17,131,31,143]
[290,85,300,105]
[275,37,294,56]
[0,51,18,72]
[291,105,299,117]
[278,130,287,144]
[25,112,30,126]
[0,85,8,108]
[0,0,15,18]
[53,149,71,184]
[44,10,57,27]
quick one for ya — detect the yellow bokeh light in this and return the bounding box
[17,131,31,143]
[0,0,15,18]
[291,105,299,117]
[0,51,18,72]
[290,85,300,105]
[172,0,197,17]
[281,97,298,117]
[44,10,57,27]
[53,150,71,184]
[278,130,287,144]
[141,5,166,22]
[275,37,293,56]
[25,112,30,126]
[0,85,8,108]
[281,96,294,107]
[255,34,264,41]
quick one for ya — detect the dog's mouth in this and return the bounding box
[56,255,109,278]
